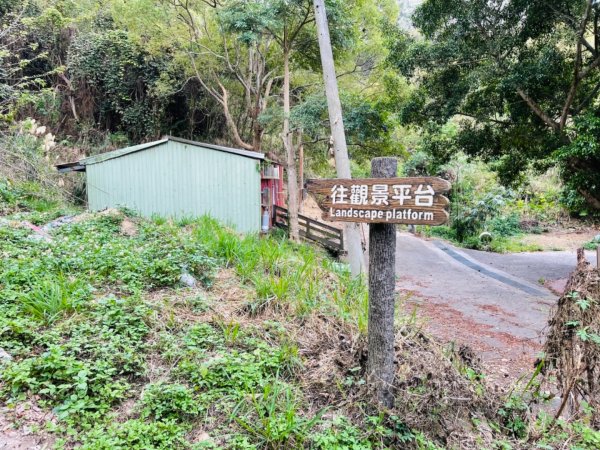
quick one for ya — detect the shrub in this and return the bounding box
[140,383,201,421]
[488,214,521,238]
[1,346,129,419]
[556,113,600,217]
[79,418,190,450]
[232,380,323,449]
[312,417,372,450]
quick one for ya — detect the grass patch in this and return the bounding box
[583,234,600,250]
[423,225,543,253]
[1,210,598,449]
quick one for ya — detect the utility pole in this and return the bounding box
[313,0,366,276]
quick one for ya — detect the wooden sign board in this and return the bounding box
[306,177,451,225]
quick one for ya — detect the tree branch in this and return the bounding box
[560,0,593,129]
[517,89,560,131]
[581,37,597,56]
[578,53,600,81]
[456,112,510,126]
[572,81,600,115]
[217,80,254,151]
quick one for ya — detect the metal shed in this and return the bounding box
[57,136,282,233]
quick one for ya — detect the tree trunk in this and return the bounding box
[313,0,366,276]
[367,157,398,408]
[283,45,300,242]
[579,188,600,210]
[298,131,304,212]
[220,85,255,151]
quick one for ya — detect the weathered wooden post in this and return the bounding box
[367,157,397,407]
[306,168,451,408]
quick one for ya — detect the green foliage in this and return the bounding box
[0,211,361,446]
[556,113,600,216]
[233,379,323,449]
[583,235,600,250]
[420,154,555,252]
[175,341,299,404]
[487,214,521,239]
[401,150,435,177]
[291,92,399,160]
[68,30,168,140]
[312,417,373,449]
[0,212,216,295]
[451,188,514,242]
[193,217,369,329]
[141,382,201,421]
[19,275,91,323]
[3,209,600,449]
[0,1,56,121]
[0,314,43,357]
[1,295,150,420]
[498,395,528,438]
[218,0,355,63]
[386,0,600,211]
[79,418,190,450]
[1,345,130,419]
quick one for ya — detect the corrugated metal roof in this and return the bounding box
[168,137,265,161]
[81,139,169,165]
[80,136,264,166]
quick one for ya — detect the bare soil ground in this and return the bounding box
[521,227,598,251]
[0,402,55,450]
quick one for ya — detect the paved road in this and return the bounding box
[461,247,595,287]
[394,233,594,384]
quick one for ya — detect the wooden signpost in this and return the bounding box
[306,176,451,225]
[307,158,451,407]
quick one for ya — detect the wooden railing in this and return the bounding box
[273,205,344,254]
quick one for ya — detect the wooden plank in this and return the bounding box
[317,195,449,210]
[274,206,343,252]
[305,227,343,241]
[277,206,344,236]
[299,230,342,251]
[297,213,342,233]
[298,218,343,240]
[306,177,451,226]
[306,176,451,193]
[322,208,449,225]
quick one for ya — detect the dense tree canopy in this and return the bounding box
[7,0,600,212]
[1,0,402,168]
[387,0,600,212]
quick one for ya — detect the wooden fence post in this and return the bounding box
[367,157,397,408]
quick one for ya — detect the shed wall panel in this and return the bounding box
[86,141,261,233]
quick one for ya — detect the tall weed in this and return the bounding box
[20,276,91,324]
[232,380,324,449]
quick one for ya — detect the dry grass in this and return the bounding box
[544,248,600,427]
[166,268,512,449]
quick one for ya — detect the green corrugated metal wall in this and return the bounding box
[86,140,261,233]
